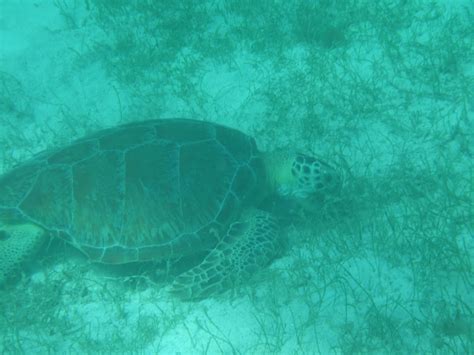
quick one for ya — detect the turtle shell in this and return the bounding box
[0,119,266,264]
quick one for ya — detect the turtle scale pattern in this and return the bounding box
[0,119,267,265]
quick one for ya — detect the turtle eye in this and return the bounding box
[0,230,10,241]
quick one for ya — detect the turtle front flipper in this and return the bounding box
[0,224,46,284]
[170,210,283,300]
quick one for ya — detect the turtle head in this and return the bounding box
[0,223,46,284]
[266,151,342,202]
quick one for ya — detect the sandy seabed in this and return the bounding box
[0,1,472,354]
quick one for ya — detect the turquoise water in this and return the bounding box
[0,1,472,353]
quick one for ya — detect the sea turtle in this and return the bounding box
[0,119,340,299]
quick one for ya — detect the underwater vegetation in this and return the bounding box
[0,0,472,353]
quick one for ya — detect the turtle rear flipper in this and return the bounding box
[0,224,46,284]
[170,210,283,300]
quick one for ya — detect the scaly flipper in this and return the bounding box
[170,210,283,300]
[0,224,46,284]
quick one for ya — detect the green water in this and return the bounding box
[0,0,472,353]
